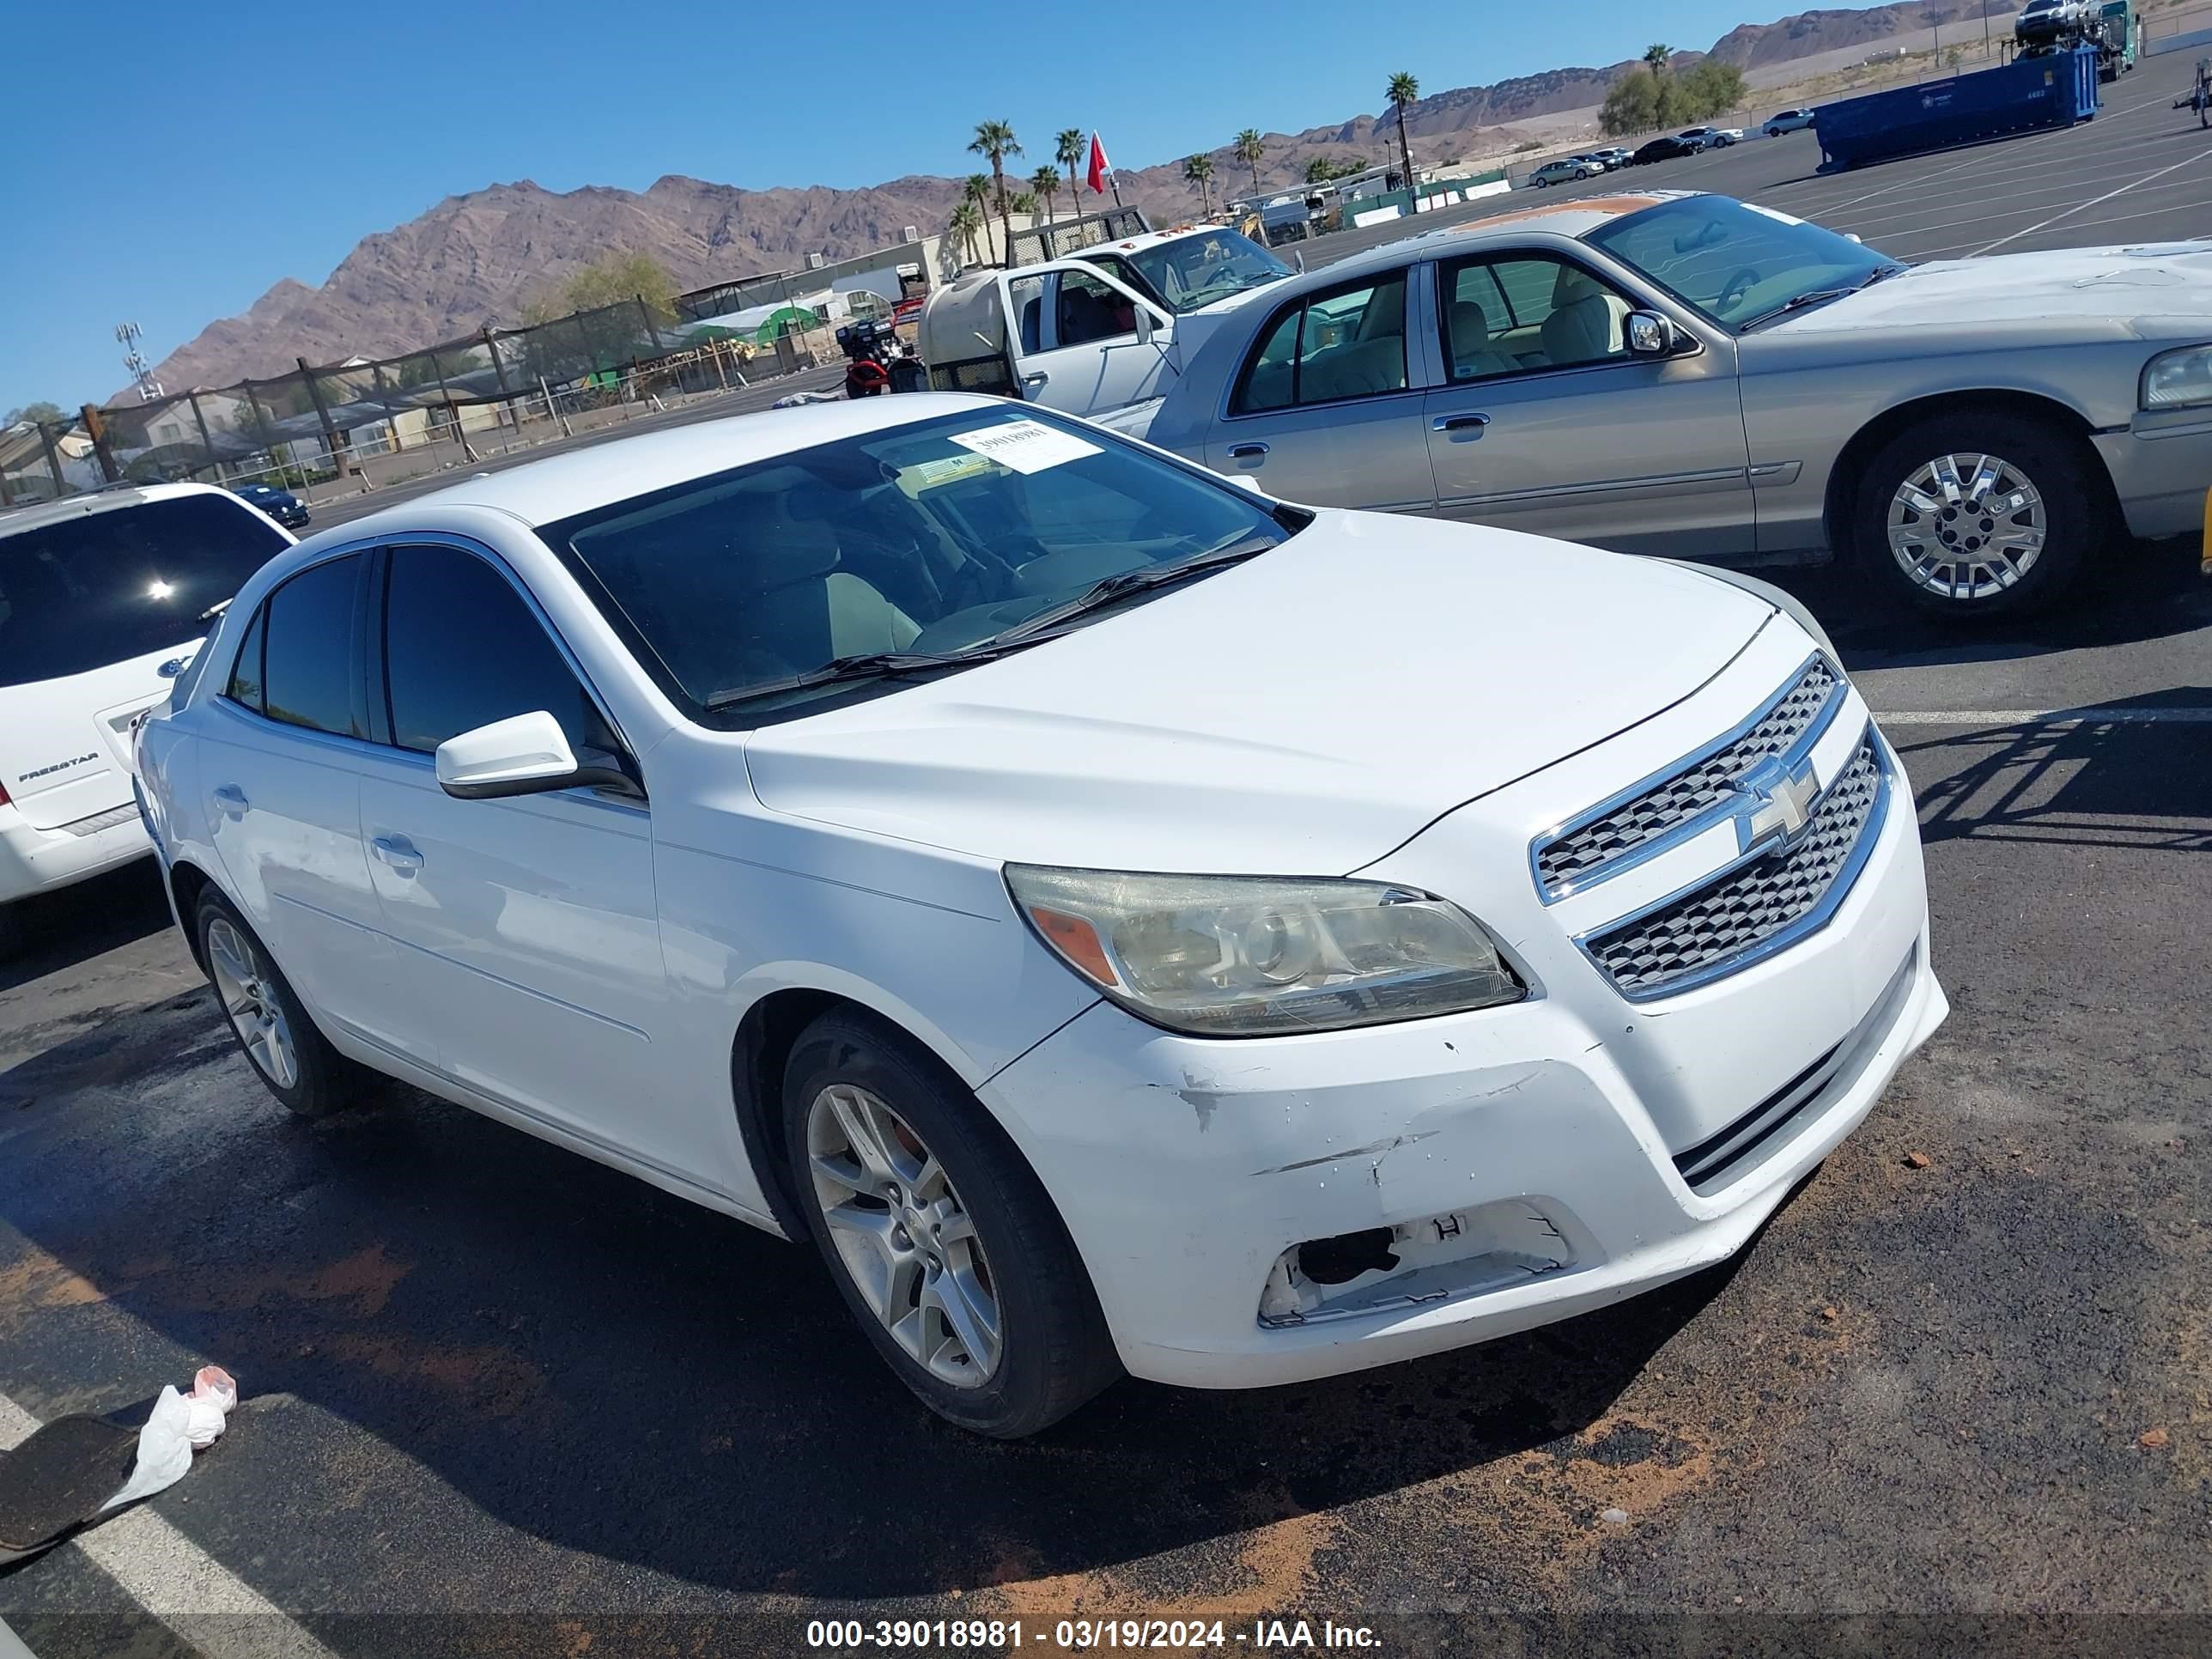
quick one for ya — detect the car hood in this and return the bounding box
[743,512,1777,874]
[1770,241,2212,336]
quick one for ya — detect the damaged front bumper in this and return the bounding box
[981,724,1946,1391]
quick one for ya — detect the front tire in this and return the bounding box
[196,890,379,1118]
[782,1009,1119,1437]
[1850,410,2106,617]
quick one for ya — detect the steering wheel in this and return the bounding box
[1716,266,1762,313]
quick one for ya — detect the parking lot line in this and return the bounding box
[0,1393,336,1659]
[1874,706,2212,725]
[1968,145,2212,255]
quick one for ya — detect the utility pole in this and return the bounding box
[298,357,352,479]
[115,322,163,404]
[80,404,118,483]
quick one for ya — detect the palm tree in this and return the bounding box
[962,173,994,261]
[1304,155,1339,185]
[1183,153,1216,217]
[1234,129,1266,198]
[1056,128,1087,210]
[1009,191,1037,224]
[1030,164,1062,223]
[948,200,983,266]
[1386,72,1420,194]
[1644,42,1671,76]
[969,120,1023,276]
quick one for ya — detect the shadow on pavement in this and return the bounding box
[0,983,1746,1603]
[0,864,173,997]
[1762,536,2210,672]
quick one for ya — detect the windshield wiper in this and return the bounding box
[1739,264,1905,331]
[984,538,1276,647]
[704,646,1024,711]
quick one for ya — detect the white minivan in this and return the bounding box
[0,483,293,945]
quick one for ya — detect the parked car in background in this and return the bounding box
[232,482,312,530]
[0,483,292,949]
[1114,189,2212,618]
[135,395,1947,1436]
[1588,147,1636,169]
[1528,157,1602,187]
[1631,135,1699,163]
[1764,108,1818,135]
[1679,126,1741,149]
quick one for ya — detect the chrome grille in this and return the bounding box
[1534,658,1839,897]
[1584,734,1885,1000]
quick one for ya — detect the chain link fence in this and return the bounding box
[2,294,835,511]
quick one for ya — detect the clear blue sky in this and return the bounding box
[2,0,1850,413]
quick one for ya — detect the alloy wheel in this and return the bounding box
[206,918,297,1090]
[805,1083,1002,1388]
[1886,450,2047,602]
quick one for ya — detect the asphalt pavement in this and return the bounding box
[3,56,2210,1659]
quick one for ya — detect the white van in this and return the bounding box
[0,483,294,942]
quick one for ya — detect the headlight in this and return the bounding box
[1005,866,1524,1036]
[2142,344,2212,411]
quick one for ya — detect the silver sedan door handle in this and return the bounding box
[211,784,249,817]
[1225,442,1270,459]
[370,836,422,875]
[1431,413,1491,434]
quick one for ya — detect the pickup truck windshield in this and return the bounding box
[1127,231,1294,314]
[542,407,1295,721]
[1586,196,1894,331]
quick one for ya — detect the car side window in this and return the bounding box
[1230,273,1408,414]
[261,555,363,738]
[1054,270,1136,348]
[1007,275,1045,355]
[1439,254,1635,381]
[382,544,614,761]
[223,604,266,714]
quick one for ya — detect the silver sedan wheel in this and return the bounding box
[1887,451,2046,601]
[206,918,297,1091]
[806,1084,1002,1389]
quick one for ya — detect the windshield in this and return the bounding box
[1127,231,1293,314]
[1586,196,1896,331]
[0,494,289,689]
[541,408,1294,720]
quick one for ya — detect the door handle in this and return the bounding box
[370,836,423,875]
[1022,371,1050,386]
[1431,413,1491,434]
[1226,442,1270,459]
[211,784,248,817]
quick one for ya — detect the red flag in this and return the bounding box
[1086,132,1110,194]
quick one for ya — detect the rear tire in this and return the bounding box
[782,1008,1120,1437]
[1850,410,2106,617]
[195,890,380,1118]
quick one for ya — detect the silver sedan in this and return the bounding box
[1124,191,2212,616]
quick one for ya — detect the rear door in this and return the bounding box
[198,551,410,1049]
[1199,266,1438,513]
[0,491,289,830]
[1011,264,1174,414]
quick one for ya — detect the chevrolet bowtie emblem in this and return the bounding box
[1737,757,1820,852]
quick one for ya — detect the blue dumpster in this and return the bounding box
[1814,46,2101,172]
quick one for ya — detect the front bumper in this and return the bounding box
[982,628,1947,1390]
[2095,413,2212,543]
[0,800,154,907]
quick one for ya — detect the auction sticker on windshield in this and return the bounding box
[948,419,1102,475]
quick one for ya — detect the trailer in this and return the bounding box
[1814,45,2101,173]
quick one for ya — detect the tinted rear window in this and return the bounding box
[0,495,288,688]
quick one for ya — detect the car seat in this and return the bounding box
[1540,264,1631,366]
[1448,300,1517,379]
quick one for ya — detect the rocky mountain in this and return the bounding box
[134,0,2010,398]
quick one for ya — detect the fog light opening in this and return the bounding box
[1257,1201,1578,1328]
[1297,1228,1400,1285]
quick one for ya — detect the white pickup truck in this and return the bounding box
[919,220,1298,418]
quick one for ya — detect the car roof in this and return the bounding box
[1357,189,1695,264]
[0,479,240,541]
[329,392,1017,532]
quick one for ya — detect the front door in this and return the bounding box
[1011,266,1172,415]
[1200,268,1438,513]
[353,543,701,1178]
[1422,252,1754,558]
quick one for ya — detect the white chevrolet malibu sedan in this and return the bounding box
[135,394,1947,1437]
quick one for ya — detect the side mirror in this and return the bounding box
[435,711,635,801]
[1292,249,1307,273]
[1134,308,1157,345]
[1844,232,1863,244]
[1626,310,1684,356]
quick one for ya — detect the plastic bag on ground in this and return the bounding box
[99,1365,238,1514]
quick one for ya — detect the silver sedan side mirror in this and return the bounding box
[1626,310,1681,356]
